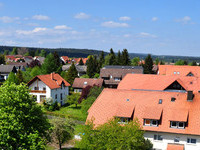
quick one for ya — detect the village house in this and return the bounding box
[28,73,70,105]
[158,65,200,77]
[72,78,103,93]
[62,64,87,77]
[60,56,70,64]
[0,65,17,81]
[87,74,200,150]
[100,65,143,88]
[8,62,28,71]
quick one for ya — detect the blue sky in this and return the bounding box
[0,0,200,56]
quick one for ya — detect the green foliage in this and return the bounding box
[131,57,140,66]
[99,51,105,68]
[0,82,50,149]
[16,69,24,83]
[24,51,30,56]
[6,72,19,84]
[189,61,197,66]
[35,49,40,56]
[79,58,84,65]
[4,50,9,55]
[66,93,80,107]
[42,53,59,74]
[11,47,18,55]
[50,118,75,149]
[108,48,116,65]
[94,73,100,78]
[121,49,131,66]
[40,49,47,57]
[175,60,186,65]
[144,54,153,74]
[76,119,153,150]
[87,86,102,98]
[155,58,159,65]
[30,66,42,77]
[87,55,95,78]
[117,50,122,65]
[0,54,5,65]
[64,63,78,85]
[80,74,89,78]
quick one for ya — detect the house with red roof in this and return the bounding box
[158,65,200,77]
[28,73,70,105]
[87,74,200,150]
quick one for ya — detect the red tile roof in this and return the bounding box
[167,144,184,150]
[117,74,200,93]
[158,65,200,76]
[72,78,103,89]
[6,55,16,61]
[28,73,70,89]
[87,88,200,135]
[61,56,70,62]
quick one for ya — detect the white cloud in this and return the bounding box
[152,17,158,21]
[138,32,157,38]
[0,16,20,23]
[16,27,47,35]
[101,21,129,28]
[54,25,72,30]
[175,16,191,24]
[32,15,50,20]
[74,12,90,19]
[119,16,131,21]
[123,34,131,38]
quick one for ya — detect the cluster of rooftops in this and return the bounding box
[87,65,200,136]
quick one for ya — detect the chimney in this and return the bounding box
[51,73,54,80]
[187,91,194,101]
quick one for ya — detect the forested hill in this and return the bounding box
[1,45,200,62]
[0,46,107,58]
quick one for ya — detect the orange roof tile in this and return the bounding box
[167,144,184,150]
[158,65,200,77]
[61,56,70,62]
[117,74,200,93]
[87,88,200,135]
[28,73,70,89]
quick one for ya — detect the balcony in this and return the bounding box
[31,90,46,93]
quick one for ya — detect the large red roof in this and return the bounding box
[87,88,200,135]
[28,73,70,89]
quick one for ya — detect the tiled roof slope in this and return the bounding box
[100,66,143,78]
[87,88,200,135]
[117,74,200,93]
[158,65,200,76]
[72,78,103,88]
[28,73,70,89]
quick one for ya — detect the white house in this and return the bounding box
[28,73,70,105]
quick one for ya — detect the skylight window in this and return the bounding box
[84,81,87,85]
[171,97,176,102]
[158,99,162,104]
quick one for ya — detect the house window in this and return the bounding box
[34,87,39,90]
[177,72,180,75]
[40,95,46,103]
[118,117,130,124]
[170,121,185,129]
[55,94,57,99]
[114,77,121,81]
[110,75,112,79]
[158,99,162,104]
[187,138,196,144]
[84,82,87,85]
[174,137,180,143]
[60,93,63,100]
[171,97,176,102]
[174,71,176,74]
[144,119,158,127]
[43,87,46,91]
[154,134,163,141]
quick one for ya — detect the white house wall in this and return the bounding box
[51,85,69,105]
[29,80,51,103]
[144,131,200,150]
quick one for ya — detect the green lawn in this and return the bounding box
[45,104,87,121]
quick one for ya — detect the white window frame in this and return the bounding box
[170,121,185,129]
[144,119,158,127]
[118,117,129,124]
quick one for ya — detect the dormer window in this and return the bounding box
[118,117,130,124]
[177,72,180,75]
[171,97,176,102]
[144,119,158,127]
[170,121,185,129]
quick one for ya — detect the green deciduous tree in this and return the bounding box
[189,61,197,66]
[76,119,153,150]
[66,93,80,107]
[144,54,153,74]
[51,118,75,150]
[30,66,42,77]
[121,49,131,65]
[64,63,78,85]
[4,50,9,55]
[131,57,140,66]
[0,82,50,149]
[6,72,19,84]
[39,49,47,57]
[42,53,59,74]
[11,47,18,55]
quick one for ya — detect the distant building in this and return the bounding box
[72,78,103,93]
[62,64,87,77]
[28,73,70,105]
[33,56,45,64]
[100,65,143,88]
[0,65,17,81]
[8,62,28,71]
